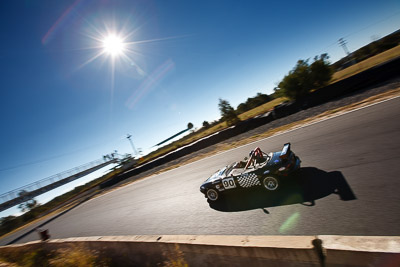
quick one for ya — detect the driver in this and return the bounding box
[253,147,265,163]
[244,147,265,169]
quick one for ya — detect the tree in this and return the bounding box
[17,190,39,213]
[0,215,17,233]
[202,121,210,128]
[236,103,247,114]
[18,199,39,213]
[236,93,271,114]
[310,54,334,88]
[271,86,285,99]
[278,59,312,100]
[278,54,333,100]
[218,98,239,126]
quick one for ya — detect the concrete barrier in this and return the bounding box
[1,235,399,266]
[303,56,400,109]
[320,235,400,267]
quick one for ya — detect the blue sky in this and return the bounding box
[1,0,399,217]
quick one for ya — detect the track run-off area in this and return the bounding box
[2,96,400,245]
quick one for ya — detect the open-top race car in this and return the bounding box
[200,143,301,201]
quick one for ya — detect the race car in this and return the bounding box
[200,143,300,201]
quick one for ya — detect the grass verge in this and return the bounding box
[331,45,400,83]
[238,97,287,120]
[0,243,187,267]
[0,244,108,267]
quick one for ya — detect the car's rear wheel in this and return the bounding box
[206,189,219,201]
[262,176,279,191]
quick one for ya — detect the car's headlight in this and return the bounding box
[200,186,205,190]
[278,167,286,171]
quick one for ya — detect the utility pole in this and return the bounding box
[126,134,138,156]
[338,38,350,56]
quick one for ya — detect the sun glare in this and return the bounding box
[102,34,125,56]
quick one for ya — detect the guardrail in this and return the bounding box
[1,235,399,266]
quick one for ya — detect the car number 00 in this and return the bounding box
[222,178,236,189]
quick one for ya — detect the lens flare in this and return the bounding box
[126,59,175,109]
[279,212,300,233]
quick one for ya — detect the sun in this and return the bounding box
[102,34,125,57]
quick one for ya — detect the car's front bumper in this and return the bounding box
[200,186,206,194]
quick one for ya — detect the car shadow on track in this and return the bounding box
[209,167,356,212]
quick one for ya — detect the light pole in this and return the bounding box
[126,134,138,156]
[338,38,350,56]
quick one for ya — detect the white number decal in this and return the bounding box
[222,177,236,189]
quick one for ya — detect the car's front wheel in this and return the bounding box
[262,176,279,191]
[206,188,219,201]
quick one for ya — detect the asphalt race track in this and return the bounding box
[2,96,400,245]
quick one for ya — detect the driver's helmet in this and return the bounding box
[249,150,254,158]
